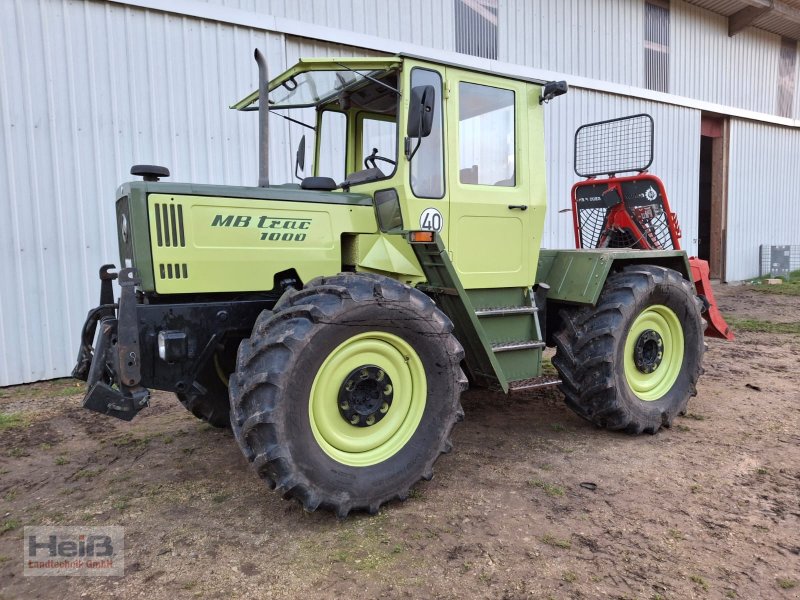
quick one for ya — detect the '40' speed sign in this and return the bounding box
[419,208,443,232]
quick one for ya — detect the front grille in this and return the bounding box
[154,202,186,247]
[159,263,189,279]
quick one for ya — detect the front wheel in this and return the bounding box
[552,265,705,434]
[229,273,466,516]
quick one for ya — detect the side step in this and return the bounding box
[410,235,547,392]
[475,306,538,317]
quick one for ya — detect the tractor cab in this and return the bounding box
[232,54,554,289]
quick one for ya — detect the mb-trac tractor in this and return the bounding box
[74,50,717,517]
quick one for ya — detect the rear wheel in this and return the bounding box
[176,343,239,428]
[552,265,704,433]
[229,273,466,516]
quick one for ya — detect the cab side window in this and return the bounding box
[410,68,445,199]
[361,116,397,172]
[458,82,515,187]
[318,110,347,183]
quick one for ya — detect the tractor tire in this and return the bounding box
[176,344,240,429]
[552,265,704,434]
[229,273,467,517]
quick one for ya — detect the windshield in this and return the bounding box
[271,70,378,108]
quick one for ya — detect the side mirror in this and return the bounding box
[294,134,306,180]
[540,80,568,104]
[407,85,435,138]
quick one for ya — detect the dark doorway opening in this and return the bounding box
[697,136,713,263]
[698,115,728,280]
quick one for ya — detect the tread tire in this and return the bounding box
[229,273,467,517]
[552,265,705,434]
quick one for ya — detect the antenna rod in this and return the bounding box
[254,48,269,187]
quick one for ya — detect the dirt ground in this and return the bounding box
[1,284,798,600]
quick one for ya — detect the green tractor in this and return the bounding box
[73,50,705,516]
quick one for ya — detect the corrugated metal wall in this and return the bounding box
[0,0,377,386]
[726,119,800,280]
[198,0,456,50]
[1,0,798,385]
[671,0,784,115]
[498,0,645,88]
[543,88,701,252]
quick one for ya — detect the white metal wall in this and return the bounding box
[726,119,800,280]
[671,0,784,116]
[543,88,702,252]
[197,0,456,50]
[0,0,375,386]
[498,0,646,88]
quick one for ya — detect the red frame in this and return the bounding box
[570,173,682,250]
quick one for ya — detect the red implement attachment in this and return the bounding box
[689,258,734,340]
[571,172,734,341]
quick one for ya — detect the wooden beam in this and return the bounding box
[729,3,773,36]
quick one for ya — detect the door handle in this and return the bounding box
[508,204,528,211]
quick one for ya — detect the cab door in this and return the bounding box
[445,71,533,289]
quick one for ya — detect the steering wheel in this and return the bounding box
[364,147,397,170]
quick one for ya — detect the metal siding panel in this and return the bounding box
[498,0,645,87]
[199,0,455,50]
[544,89,701,256]
[0,0,375,385]
[672,0,783,115]
[726,119,800,280]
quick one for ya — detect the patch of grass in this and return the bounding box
[540,534,571,549]
[747,269,800,296]
[690,575,709,591]
[724,590,737,598]
[39,442,53,450]
[1,519,21,534]
[3,490,18,502]
[528,479,565,497]
[541,356,557,376]
[562,570,577,583]
[112,433,153,449]
[724,317,800,335]
[0,555,10,564]
[549,423,566,432]
[0,378,84,400]
[74,468,103,480]
[54,455,70,466]
[675,424,691,433]
[684,413,706,421]
[667,528,684,541]
[408,488,424,500]
[0,412,27,430]
[8,447,29,458]
[211,493,231,504]
[777,579,796,590]
[756,467,769,475]
[691,484,702,494]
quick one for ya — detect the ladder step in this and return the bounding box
[475,306,538,317]
[416,284,458,296]
[491,340,546,353]
[508,376,562,391]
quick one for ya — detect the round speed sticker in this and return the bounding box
[419,208,444,232]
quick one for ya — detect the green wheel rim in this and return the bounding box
[309,332,427,467]
[623,304,685,401]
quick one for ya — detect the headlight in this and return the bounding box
[157,330,187,363]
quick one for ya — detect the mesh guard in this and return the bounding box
[574,114,654,178]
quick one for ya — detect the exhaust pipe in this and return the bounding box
[254,48,269,187]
